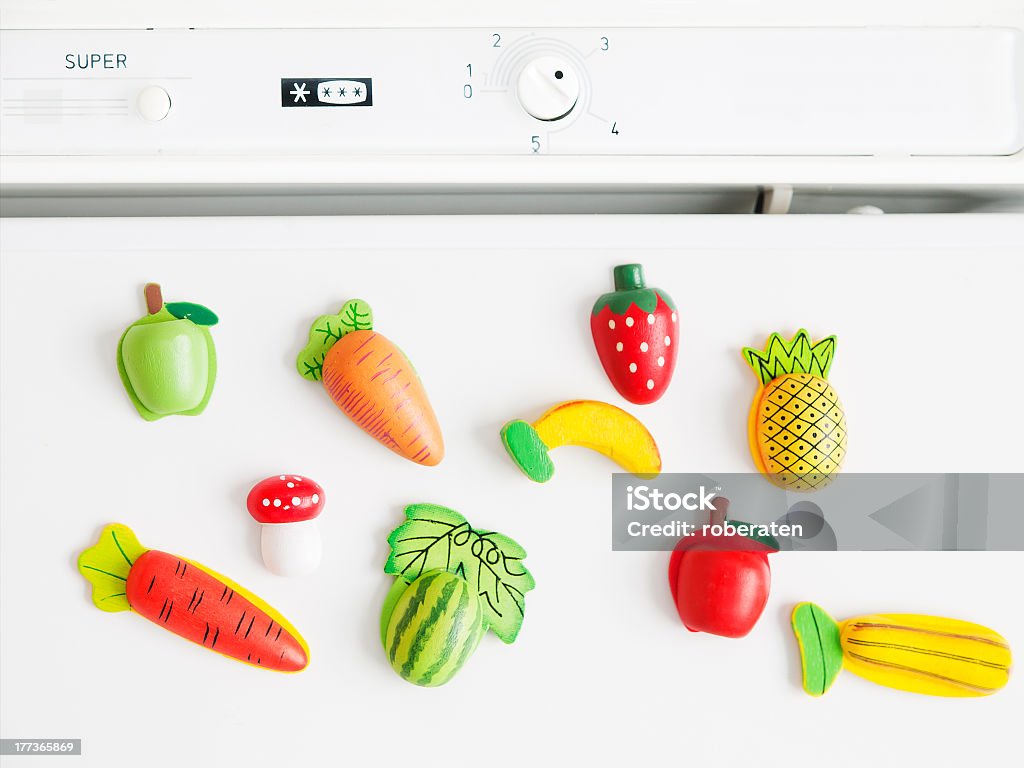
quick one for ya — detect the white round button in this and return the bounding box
[516,56,580,121]
[137,86,171,122]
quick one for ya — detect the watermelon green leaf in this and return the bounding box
[166,302,219,326]
[78,524,148,612]
[296,299,373,382]
[385,504,536,644]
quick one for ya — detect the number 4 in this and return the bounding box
[611,122,619,135]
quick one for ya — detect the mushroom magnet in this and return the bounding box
[246,475,325,577]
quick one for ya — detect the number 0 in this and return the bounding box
[464,84,473,98]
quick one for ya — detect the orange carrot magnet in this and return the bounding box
[296,300,444,466]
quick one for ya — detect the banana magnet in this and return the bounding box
[500,400,661,482]
[792,602,1012,698]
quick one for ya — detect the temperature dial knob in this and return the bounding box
[516,56,580,121]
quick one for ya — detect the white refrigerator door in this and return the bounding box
[2,214,1022,766]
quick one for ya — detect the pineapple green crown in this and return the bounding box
[743,329,836,387]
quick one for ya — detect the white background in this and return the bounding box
[1,215,1022,766]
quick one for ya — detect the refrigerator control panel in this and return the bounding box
[1,27,1022,156]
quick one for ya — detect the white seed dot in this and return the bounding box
[671,312,677,323]
[640,342,649,352]
[647,314,655,325]
[629,362,638,373]
[262,498,270,507]
[646,379,655,390]
[279,475,286,480]
[283,506,290,511]
[608,319,616,330]
[658,356,665,367]
[665,335,672,346]
[293,476,302,481]
[625,317,635,327]
[286,482,294,488]
[616,342,623,352]
[312,494,320,504]
[292,497,301,506]
[273,499,282,507]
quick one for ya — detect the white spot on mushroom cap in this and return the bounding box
[262,498,270,507]
[279,475,286,480]
[646,379,655,390]
[616,342,623,352]
[273,499,281,507]
[312,494,320,504]
[658,356,665,367]
[629,362,637,373]
[640,342,649,352]
[292,497,301,506]
[287,482,294,488]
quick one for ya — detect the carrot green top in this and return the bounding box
[78,524,148,612]
[742,329,836,386]
[296,299,373,381]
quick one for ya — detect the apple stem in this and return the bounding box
[144,283,163,314]
[708,497,730,527]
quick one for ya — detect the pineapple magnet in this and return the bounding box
[742,330,846,490]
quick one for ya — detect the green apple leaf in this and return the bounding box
[385,504,535,644]
[166,302,218,326]
[296,299,373,382]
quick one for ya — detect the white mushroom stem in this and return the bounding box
[259,520,321,577]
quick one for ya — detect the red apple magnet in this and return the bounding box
[668,497,777,639]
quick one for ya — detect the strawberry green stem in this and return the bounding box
[613,264,646,292]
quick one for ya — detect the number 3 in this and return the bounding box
[600,36,609,51]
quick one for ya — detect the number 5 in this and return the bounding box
[531,135,540,153]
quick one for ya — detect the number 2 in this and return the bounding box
[492,33,502,48]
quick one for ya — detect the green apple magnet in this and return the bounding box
[117,283,218,421]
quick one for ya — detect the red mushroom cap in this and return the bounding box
[247,475,325,524]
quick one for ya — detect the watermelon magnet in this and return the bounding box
[117,283,218,420]
[380,504,535,687]
[591,264,678,404]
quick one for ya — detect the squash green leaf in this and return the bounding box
[385,504,535,644]
[296,299,373,381]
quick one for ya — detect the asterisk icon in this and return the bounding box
[322,87,331,98]
[339,87,346,97]
[290,82,309,102]
[353,86,362,97]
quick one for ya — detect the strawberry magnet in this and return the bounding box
[591,264,678,404]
